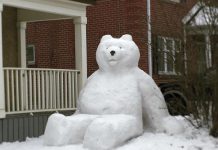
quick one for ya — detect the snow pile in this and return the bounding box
[44,113,97,146]
[43,34,184,150]
[0,117,217,150]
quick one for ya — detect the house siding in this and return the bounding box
[0,111,74,143]
[2,6,18,67]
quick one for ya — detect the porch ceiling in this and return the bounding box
[17,9,72,22]
[1,0,89,20]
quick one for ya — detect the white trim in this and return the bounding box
[163,38,168,73]
[158,71,177,75]
[205,33,212,68]
[182,2,203,24]
[17,22,27,68]
[17,9,70,22]
[74,16,87,90]
[169,0,180,3]
[0,2,5,118]
[147,0,152,77]
[0,0,87,17]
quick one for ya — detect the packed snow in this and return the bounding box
[43,34,184,149]
[0,117,217,150]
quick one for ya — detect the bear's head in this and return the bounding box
[96,34,140,72]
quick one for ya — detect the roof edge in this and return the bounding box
[69,0,96,5]
[182,2,204,25]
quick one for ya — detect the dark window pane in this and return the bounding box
[166,39,173,52]
[157,37,164,51]
[197,43,206,73]
[175,40,181,52]
[167,51,174,72]
[157,37,165,72]
[158,51,164,71]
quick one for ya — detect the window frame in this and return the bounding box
[161,0,182,4]
[157,36,181,75]
[169,0,180,3]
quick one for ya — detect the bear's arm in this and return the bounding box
[75,70,100,114]
[135,69,169,129]
[136,69,164,100]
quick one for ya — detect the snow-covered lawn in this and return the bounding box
[0,117,218,150]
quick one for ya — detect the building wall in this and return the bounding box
[151,0,196,37]
[25,0,149,77]
[2,6,18,67]
[25,0,198,82]
[151,0,197,83]
[87,0,148,76]
[26,19,75,69]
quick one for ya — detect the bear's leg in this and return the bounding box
[43,113,97,146]
[83,114,143,150]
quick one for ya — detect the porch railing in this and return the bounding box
[3,68,79,114]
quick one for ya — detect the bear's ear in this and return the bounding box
[120,34,133,41]
[100,35,113,43]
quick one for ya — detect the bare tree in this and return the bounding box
[181,0,218,136]
[152,0,218,136]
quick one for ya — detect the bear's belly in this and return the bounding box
[78,75,142,117]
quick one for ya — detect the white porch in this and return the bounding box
[4,68,79,114]
[0,0,90,118]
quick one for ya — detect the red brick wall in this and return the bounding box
[26,0,197,81]
[26,19,75,69]
[151,0,197,38]
[87,0,148,76]
[150,0,197,83]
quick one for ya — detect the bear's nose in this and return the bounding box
[110,50,116,56]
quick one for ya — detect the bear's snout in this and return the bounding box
[110,50,116,56]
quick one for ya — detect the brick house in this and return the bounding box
[1,0,216,143]
[25,0,196,114]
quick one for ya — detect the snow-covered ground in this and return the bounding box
[0,116,218,150]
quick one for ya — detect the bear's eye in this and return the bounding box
[119,46,122,49]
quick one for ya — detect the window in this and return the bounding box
[157,36,181,75]
[26,44,35,65]
[161,0,183,3]
[191,34,213,74]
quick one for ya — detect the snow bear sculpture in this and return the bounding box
[44,34,184,150]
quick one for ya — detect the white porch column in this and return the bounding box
[0,3,5,118]
[74,16,87,90]
[17,22,27,68]
[205,33,212,68]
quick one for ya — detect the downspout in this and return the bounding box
[147,0,152,77]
